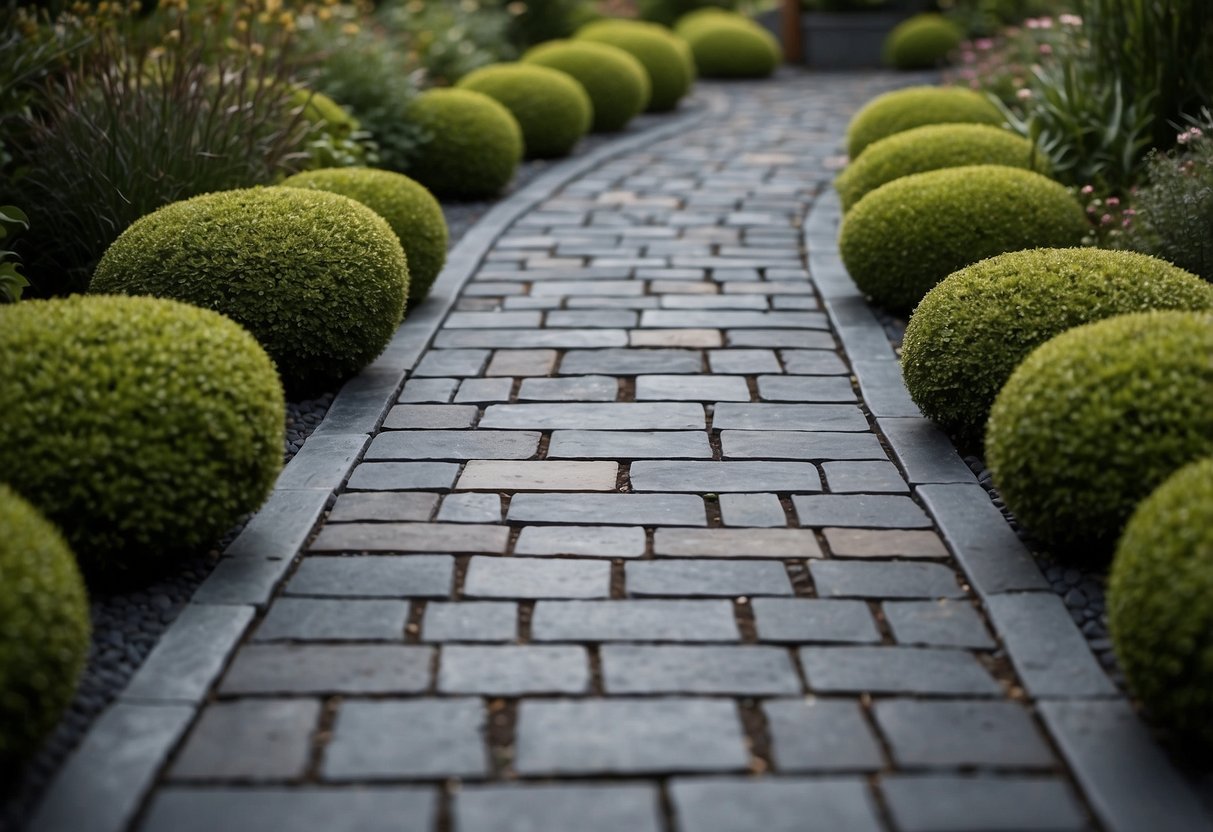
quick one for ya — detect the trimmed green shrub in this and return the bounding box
[457,63,593,159]
[0,295,284,572]
[673,7,741,37]
[524,40,652,132]
[0,485,89,766]
[282,167,448,305]
[902,248,1213,447]
[403,88,523,199]
[682,18,781,79]
[1109,458,1213,748]
[846,85,1003,159]
[883,14,964,70]
[643,0,735,27]
[292,87,375,170]
[839,165,1088,313]
[576,20,693,112]
[91,187,408,393]
[987,311,1213,557]
[836,123,1045,212]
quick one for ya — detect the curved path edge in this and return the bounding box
[805,187,1213,832]
[25,93,727,832]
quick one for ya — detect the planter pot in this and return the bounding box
[754,4,933,69]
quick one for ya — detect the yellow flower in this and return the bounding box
[341,22,359,34]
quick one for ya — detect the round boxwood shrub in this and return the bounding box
[293,87,360,135]
[576,20,693,112]
[403,88,523,199]
[683,18,781,79]
[0,295,285,572]
[0,485,90,766]
[673,7,740,37]
[1108,458,1213,748]
[836,123,1046,212]
[987,311,1213,558]
[883,14,964,70]
[846,85,1003,159]
[902,249,1213,447]
[283,167,448,305]
[642,0,733,27]
[91,187,408,393]
[839,165,1088,313]
[524,40,651,132]
[456,63,592,159]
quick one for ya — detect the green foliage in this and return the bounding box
[576,20,693,112]
[403,88,523,198]
[0,295,285,572]
[524,40,651,132]
[902,248,1213,447]
[836,123,1044,212]
[682,17,781,79]
[457,62,592,158]
[673,7,741,37]
[987,311,1213,558]
[291,87,378,171]
[845,85,1003,159]
[283,167,448,305]
[641,0,736,27]
[883,14,964,70]
[0,485,89,766]
[378,0,515,85]
[497,0,593,47]
[839,165,1088,313]
[938,0,1068,35]
[91,187,408,393]
[1109,458,1213,749]
[0,206,29,304]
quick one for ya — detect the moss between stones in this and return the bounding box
[523,39,652,132]
[0,485,89,766]
[846,85,1004,160]
[404,88,524,199]
[282,167,448,306]
[836,123,1046,213]
[839,165,1088,313]
[576,20,693,112]
[457,62,593,159]
[902,248,1213,447]
[987,311,1213,558]
[1109,458,1213,749]
[883,14,964,70]
[0,295,284,572]
[682,18,781,79]
[91,186,408,393]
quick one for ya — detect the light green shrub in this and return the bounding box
[846,85,1004,159]
[883,14,964,70]
[682,18,780,79]
[457,63,593,158]
[523,39,651,132]
[576,20,693,112]
[403,88,524,198]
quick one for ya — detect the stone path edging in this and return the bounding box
[26,93,726,832]
[806,187,1212,832]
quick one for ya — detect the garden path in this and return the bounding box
[30,71,1213,832]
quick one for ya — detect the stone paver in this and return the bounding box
[631,461,822,493]
[463,557,610,599]
[220,645,433,694]
[531,600,739,642]
[600,645,802,694]
[456,784,662,832]
[508,493,706,527]
[421,602,517,642]
[800,646,1001,695]
[752,598,880,644]
[170,699,319,781]
[253,599,408,642]
[548,430,712,459]
[809,560,963,599]
[669,778,884,832]
[874,699,1054,769]
[323,699,488,780]
[881,776,1087,832]
[142,789,438,832]
[653,527,821,558]
[438,645,589,695]
[457,460,619,491]
[764,699,884,772]
[884,599,996,649]
[515,525,646,557]
[284,555,453,598]
[627,560,794,597]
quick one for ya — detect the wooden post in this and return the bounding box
[781,0,803,64]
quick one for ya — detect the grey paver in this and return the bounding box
[399,378,458,403]
[142,788,438,832]
[170,699,319,780]
[729,331,836,350]
[822,461,909,493]
[515,699,748,775]
[824,528,948,558]
[253,598,409,641]
[434,329,626,349]
[463,556,611,599]
[366,430,540,461]
[780,349,849,374]
[669,778,884,832]
[884,600,995,649]
[719,493,787,527]
[662,294,767,310]
[515,525,646,557]
[879,417,975,484]
[722,430,887,461]
[382,404,478,429]
[345,462,460,491]
[809,561,963,599]
[653,527,821,558]
[881,776,1088,832]
[752,598,880,644]
[714,403,868,432]
[800,646,1001,695]
[480,402,704,430]
[121,604,253,704]
[561,348,703,375]
[873,699,1055,768]
[285,555,453,598]
[422,602,517,642]
[439,645,589,694]
[508,493,706,527]
[310,522,509,553]
[707,349,782,374]
[547,310,639,328]
[631,329,723,348]
[457,460,619,491]
[632,461,822,493]
[328,492,438,523]
[635,375,751,401]
[793,494,932,528]
[412,349,489,377]
[764,699,885,772]
[437,492,502,523]
[642,310,822,329]
[445,311,540,328]
[548,430,713,459]
[453,377,514,403]
[518,375,618,401]
[456,784,661,832]
[221,645,433,694]
[758,375,856,402]
[486,349,557,376]
[323,699,488,780]
[275,434,368,492]
[601,645,801,694]
[851,358,922,417]
[531,600,740,642]
[627,560,793,597]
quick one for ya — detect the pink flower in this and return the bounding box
[975,38,994,50]
[1101,213,1113,226]
[1039,43,1053,55]
[1016,88,1032,101]
[1059,14,1082,27]
[962,50,977,63]
[1080,185,1095,195]
[1106,196,1120,207]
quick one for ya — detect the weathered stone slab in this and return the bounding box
[824,528,947,558]
[884,600,995,649]
[751,598,880,644]
[382,405,479,430]
[653,527,821,558]
[323,699,488,779]
[881,776,1087,832]
[221,645,433,694]
[345,462,460,491]
[170,699,319,780]
[627,560,793,597]
[412,349,489,377]
[874,699,1054,768]
[630,329,723,348]
[719,493,787,527]
[600,645,801,694]
[799,646,1001,695]
[561,349,703,375]
[438,645,589,695]
[253,599,408,642]
[434,329,627,349]
[422,602,517,642]
[792,495,932,528]
[310,522,509,554]
[531,600,739,642]
[142,788,438,832]
[508,493,706,527]
[456,784,662,832]
[515,525,646,557]
[721,430,887,461]
[728,331,835,350]
[635,375,750,402]
[463,556,611,599]
[763,699,884,771]
[518,375,618,401]
[548,430,713,459]
[457,460,619,491]
[486,349,557,377]
[822,461,909,493]
[480,402,704,430]
[809,561,963,599]
[713,403,868,432]
[328,492,438,523]
[437,493,502,523]
[669,778,884,832]
[284,555,454,598]
[366,430,540,461]
[758,376,856,402]
[632,461,821,494]
[780,350,849,375]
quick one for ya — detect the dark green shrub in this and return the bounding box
[282,168,448,305]
[902,248,1213,446]
[836,123,1045,212]
[456,62,592,158]
[673,7,741,37]
[0,484,89,766]
[377,0,516,85]
[987,311,1213,557]
[576,20,692,112]
[682,18,781,79]
[846,85,1003,159]
[839,165,1088,313]
[291,87,376,170]
[642,0,736,27]
[523,40,651,132]
[883,14,964,70]
[403,88,523,198]
[0,295,284,572]
[91,187,408,393]
[1109,458,1213,748]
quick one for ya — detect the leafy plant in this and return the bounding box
[0,206,29,304]
[378,0,516,85]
